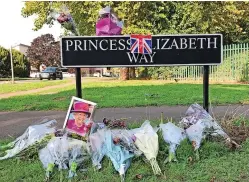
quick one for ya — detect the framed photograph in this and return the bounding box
[63,96,97,137]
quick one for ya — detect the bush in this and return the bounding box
[147,67,173,80]
[0,46,30,78]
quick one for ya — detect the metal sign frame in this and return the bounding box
[60,34,223,68]
[60,34,223,112]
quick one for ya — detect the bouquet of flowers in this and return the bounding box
[133,121,162,175]
[68,138,89,180]
[0,119,57,160]
[103,118,127,129]
[88,128,106,170]
[103,130,134,182]
[185,120,205,160]
[159,122,186,163]
[42,134,69,182]
[180,103,228,138]
[39,145,56,180]
[111,129,142,157]
[96,6,123,36]
[181,103,234,160]
[48,5,78,35]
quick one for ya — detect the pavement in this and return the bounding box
[1,105,249,139]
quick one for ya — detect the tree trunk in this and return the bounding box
[129,67,136,79]
[120,67,129,80]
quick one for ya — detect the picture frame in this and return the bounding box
[63,96,97,136]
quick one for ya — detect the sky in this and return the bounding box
[0,1,62,48]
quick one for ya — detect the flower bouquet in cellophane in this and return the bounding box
[159,122,186,163]
[0,119,56,161]
[88,128,106,170]
[96,6,123,36]
[133,121,162,175]
[103,130,134,182]
[181,103,236,160]
[47,5,78,35]
[67,138,89,181]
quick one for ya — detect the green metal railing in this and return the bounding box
[169,43,249,82]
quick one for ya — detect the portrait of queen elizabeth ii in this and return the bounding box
[64,97,97,137]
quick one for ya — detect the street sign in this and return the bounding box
[61,34,222,68]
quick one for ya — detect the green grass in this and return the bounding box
[0,120,249,182]
[0,77,38,81]
[0,80,248,111]
[0,79,70,94]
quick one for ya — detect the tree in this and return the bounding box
[0,46,30,78]
[12,49,30,77]
[22,1,249,41]
[27,34,60,71]
[21,2,172,80]
[0,46,11,77]
[21,1,249,79]
[129,67,136,79]
[120,68,129,80]
[21,2,172,35]
[161,2,249,44]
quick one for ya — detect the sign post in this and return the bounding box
[75,68,82,98]
[203,65,209,112]
[61,34,223,112]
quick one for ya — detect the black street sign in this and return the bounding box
[61,34,222,67]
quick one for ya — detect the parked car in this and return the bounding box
[93,72,101,77]
[39,67,63,80]
[30,72,40,78]
[62,72,75,78]
[102,72,112,77]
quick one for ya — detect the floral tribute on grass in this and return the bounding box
[0,97,243,182]
[2,4,243,181]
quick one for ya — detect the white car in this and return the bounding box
[93,72,101,77]
[30,72,40,78]
[63,72,75,78]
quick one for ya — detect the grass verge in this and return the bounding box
[0,82,248,111]
[0,77,38,81]
[0,119,249,182]
[0,79,70,94]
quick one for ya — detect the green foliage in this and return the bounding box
[21,1,249,43]
[0,46,30,78]
[16,134,53,161]
[21,2,249,80]
[12,49,30,77]
[147,67,173,80]
[137,67,149,79]
[0,46,11,77]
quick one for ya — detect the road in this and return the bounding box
[0,104,249,138]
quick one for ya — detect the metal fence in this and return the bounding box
[169,43,249,82]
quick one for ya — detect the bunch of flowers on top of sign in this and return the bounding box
[96,6,124,36]
[47,4,78,35]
